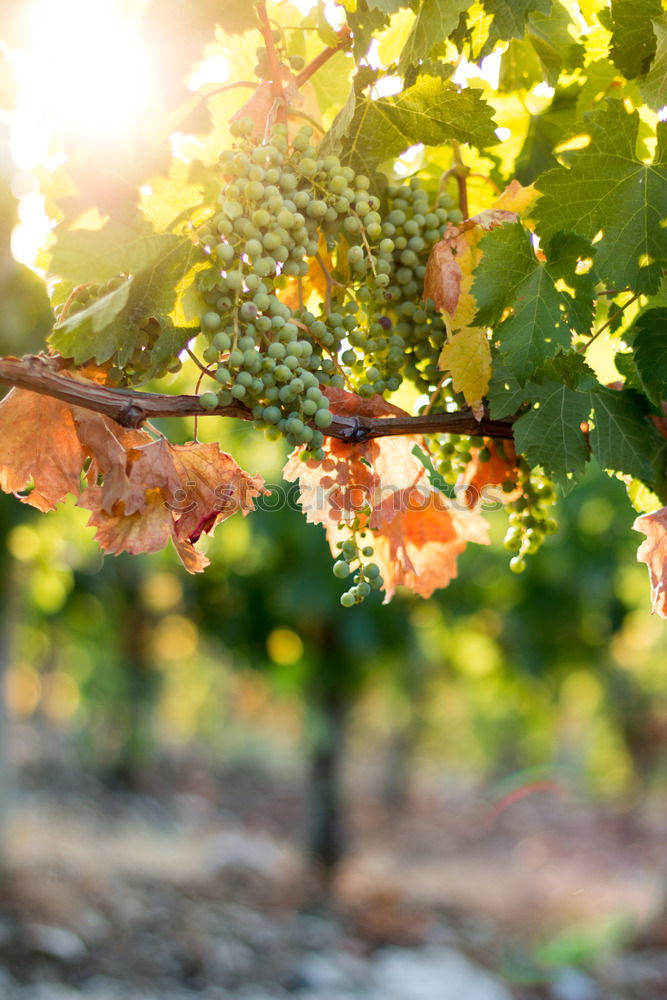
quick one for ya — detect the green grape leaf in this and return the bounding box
[471,224,592,384]
[608,0,662,78]
[145,323,194,380]
[51,280,133,361]
[639,17,667,111]
[487,354,529,419]
[534,101,667,294]
[538,350,598,391]
[514,84,580,184]
[397,0,469,76]
[50,239,205,370]
[589,387,656,480]
[47,221,186,285]
[524,0,585,87]
[367,0,411,11]
[481,0,552,54]
[140,160,214,232]
[321,76,498,175]
[347,3,391,59]
[513,379,591,489]
[632,308,667,405]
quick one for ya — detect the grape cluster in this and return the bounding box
[339,182,460,396]
[194,120,404,451]
[189,121,472,601]
[194,122,466,452]
[332,517,384,606]
[503,462,558,572]
[428,433,486,485]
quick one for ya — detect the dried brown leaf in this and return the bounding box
[635,507,667,616]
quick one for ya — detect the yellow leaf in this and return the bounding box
[491,178,539,216]
[438,327,491,415]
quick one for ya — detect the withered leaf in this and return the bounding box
[635,507,667,617]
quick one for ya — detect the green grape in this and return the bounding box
[199,391,219,411]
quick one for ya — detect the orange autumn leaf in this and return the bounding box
[82,485,174,558]
[456,439,522,507]
[0,383,267,573]
[634,507,667,616]
[80,438,268,573]
[167,442,268,543]
[284,388,490,601]
[283,388,428,529]
[0,390,85,511]
[334,486,489,602]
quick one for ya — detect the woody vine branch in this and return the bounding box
[0,355,515,442]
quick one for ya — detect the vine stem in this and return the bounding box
[256,1,288,127]
[294,26,351,88]
[583,291,640,352]
[0,355,516,442]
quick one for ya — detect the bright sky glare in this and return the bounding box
[10,0,155,169]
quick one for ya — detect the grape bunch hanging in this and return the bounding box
[193,120,461,458]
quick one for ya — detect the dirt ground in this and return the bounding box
[1,737,667,1000]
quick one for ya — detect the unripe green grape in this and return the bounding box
[333,560,351,579]
[340,592,355,608]
[202,346,219,364]
[314,409,333,429]
[199,391,219,411]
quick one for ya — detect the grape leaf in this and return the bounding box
[438,327,491,417]
[487,354,529,419]
[283,388,489,601]
[424,180,537,333]
[481,0,552,54]
[634,506,667,616]
[640,17,667,111]
[367,0,411,11]
[397,0,470,76]
[589,386,656,480]
[525,1,584,86]
[368,489,490,601]
[346,3,391,59]
[321,76,498,176]
[534,101,667,294]
[0,390,84,511]
[500,2,583,90]
[608,0,662,79]
[46,221,184,284]
[472,224,588,384]
[632,308,667,405]
[512,379,591,488]
[50,240,206,371]
[456,438,523,505]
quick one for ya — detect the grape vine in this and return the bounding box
[0,0,666,613]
